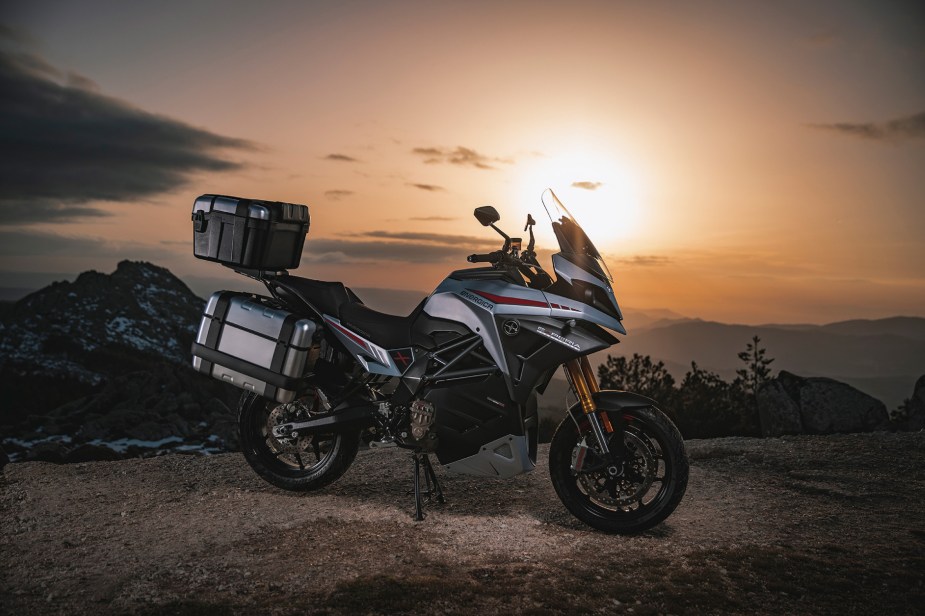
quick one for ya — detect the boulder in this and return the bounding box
[799,377,888,434]
[65,444,122,463]
[761,371,889,435]
[756,380,803,436]
[893,375,925,431]
[25,442,67,464]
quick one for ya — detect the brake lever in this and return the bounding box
[524,214,536,253]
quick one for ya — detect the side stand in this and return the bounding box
[411,452,446,521]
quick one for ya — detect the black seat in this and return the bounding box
[268,275,361,318]
[339,300,425,349]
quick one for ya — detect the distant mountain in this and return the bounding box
[602,317,925,409]
[620,307,692,331]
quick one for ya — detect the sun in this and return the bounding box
[511,147,646,250]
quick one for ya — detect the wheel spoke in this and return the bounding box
[295,452,305,471]
[312,441,322,462]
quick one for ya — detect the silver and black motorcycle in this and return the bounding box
[190,188,688,533]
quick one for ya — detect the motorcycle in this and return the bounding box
[190,188,688,533]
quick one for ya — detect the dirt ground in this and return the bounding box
[2,432,923,615]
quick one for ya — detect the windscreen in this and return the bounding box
[541,189,613,282]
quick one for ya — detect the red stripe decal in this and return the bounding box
[325,317,369,351]
[471,290,548,308]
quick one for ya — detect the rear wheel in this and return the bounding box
[239,391,360,491]
[549,406,688,534]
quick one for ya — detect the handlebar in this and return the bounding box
[468,247,553,289]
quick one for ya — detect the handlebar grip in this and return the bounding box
[467,252,499,263]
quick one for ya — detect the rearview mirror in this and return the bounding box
[474,205,500,226]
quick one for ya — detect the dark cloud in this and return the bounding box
[615,255,672,267]
[411,146,511,170]
[0,46,254,225]
[324,189,354,201]
[571,181,603,191]
[0,23,34,45]
[810,111,925,141]
[323,153,360,162]
[408,183,445,192]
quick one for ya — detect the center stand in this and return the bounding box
[411,452,446,521]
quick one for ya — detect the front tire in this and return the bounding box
[549,406,688,534]
[239,391,360,492]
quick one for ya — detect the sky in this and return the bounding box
[1,0,923,324]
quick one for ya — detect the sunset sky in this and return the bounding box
[1,0,923,324]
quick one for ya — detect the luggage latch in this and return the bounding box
[192,210,207,232]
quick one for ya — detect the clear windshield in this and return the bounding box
[541,188,614,282]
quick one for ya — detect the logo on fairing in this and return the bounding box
[389,348,414,369]
[535,326,581,351]
[459,289,494,311]
[502,319,520,336]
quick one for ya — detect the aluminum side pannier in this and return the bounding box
[191,291,319,403]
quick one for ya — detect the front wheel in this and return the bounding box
[239,391,360,492]
[549,406,688,534]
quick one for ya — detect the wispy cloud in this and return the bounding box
[411,146,511,170]
[615,255,672,267]
[324,189,354,201]
[410,216,456,221]
[572,181,603,191]
[302,237,492,264]
[0,44,253,225]
[805,28,838,48]
[407,183,445,192]
[809,111,925,142]
[323,153,360,162]
[351,230,498,249]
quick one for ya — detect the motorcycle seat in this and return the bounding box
[339,300,425,349]
[267,275,361,318]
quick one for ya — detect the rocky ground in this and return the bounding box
[2,432,923,615]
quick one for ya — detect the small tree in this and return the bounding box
[598,353,676,405]
[736,335,774,396]
[676,362,757,438]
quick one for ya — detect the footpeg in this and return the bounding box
[369,436,398,448]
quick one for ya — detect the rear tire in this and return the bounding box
[239,392,360,492]
[549,406,688,534]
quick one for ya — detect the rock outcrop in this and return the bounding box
[0,260,202,378]
[755,379,803,436]
[891,375,925,431]
[0,261,240,462]
[757,371,890,436]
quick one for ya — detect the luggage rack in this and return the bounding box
[226,265,289,281]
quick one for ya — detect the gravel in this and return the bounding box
[2,432,924,615]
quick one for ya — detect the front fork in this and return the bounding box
[563,357,624,459]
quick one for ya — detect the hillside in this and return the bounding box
[0,261,240,461]
[2,432,923,615]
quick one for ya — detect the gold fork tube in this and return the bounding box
[564,359,596,414]
[579,356,600,394]
[567,356,613,433]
